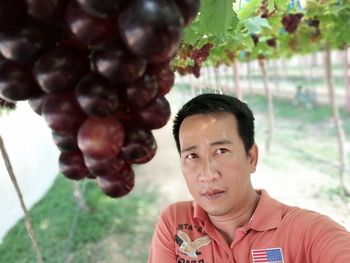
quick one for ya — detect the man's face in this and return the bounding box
[179,112,258,217]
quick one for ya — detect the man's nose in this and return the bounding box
[198,157,219,182]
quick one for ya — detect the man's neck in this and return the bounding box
[208,191,260,245]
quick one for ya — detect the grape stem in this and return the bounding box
[0,134,44,263]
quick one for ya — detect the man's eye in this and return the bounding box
[186,153,198,159]
[216,148,228,155]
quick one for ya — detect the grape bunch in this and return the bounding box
[0,0,199,198]
[174,43,213,78]
[281,13,304,33]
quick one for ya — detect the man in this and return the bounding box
[148,93,350,263]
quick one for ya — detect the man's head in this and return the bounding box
[172,93,258,218]
[173,93,255,154]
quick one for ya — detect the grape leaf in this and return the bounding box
[237,0,261,20]
[244,17,271,34]
[199,0,234,35]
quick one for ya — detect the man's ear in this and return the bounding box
[248,144,258,173]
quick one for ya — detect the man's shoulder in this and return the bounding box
[281,204,347,233]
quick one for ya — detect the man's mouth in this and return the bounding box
[202,189,225,199]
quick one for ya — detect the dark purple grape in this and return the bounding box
[28,92,48,115]
[76,0,127,18]
[59,151,90,180]
[26,0,69,23]
[266,38,277,48]
[251,34,259,45]
[96,163,135,198]
[282,13,303,33]
[34,45,89,93]
[174,0,200,26]
[65,1,115,45]
[77,116,125,160]
[92,37,147,84]
[52,130,79,152]
[125,74,158,109]
[307,19,320,28]
[0,60,41,101]
[0,21,59,64]
[147,63,175,96]
[120,127,157,164]
[119,0,183,63]
[0,0,27,32]
[114,103,132,123]
[84,155,125,177]
[135,96,171,129]
[42,92,86,133]
[76,73,120,117]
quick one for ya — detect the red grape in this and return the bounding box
[0,20,59,64]
[147,63,175,96]
[84,155,126,177]
[28,92,48,115]
[26,0,69,24]
[59,151,90,180]
[118,0,183,63]
[76,0,127,18]
[0,0,27,32]
[52,130,79,152]
[121,127,157,164]
[33,45,89,93]
[282,13,303,33]
[65,1,115,45]
[174,0,200,26]
[76,72,120,117]
[96,163,135,198]
[125,74,158,109]
[77,116,125,160]
[0,60,41,101]
[42,92,86,133]
[266,38,277,48]
[92,36,147,84]
[135,96,171,129]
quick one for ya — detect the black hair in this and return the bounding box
[172,93,255,154]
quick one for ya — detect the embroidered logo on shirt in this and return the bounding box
[175,230,211,259]
[251,247,284,263]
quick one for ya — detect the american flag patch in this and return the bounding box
[251,247,284,263]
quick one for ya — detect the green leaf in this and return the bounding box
[244,17,271,34]
[183,21,200,45]
[237,0,261,20]
[275,0,289,11]
[199,0,234,35]
[268,0,275,13]
[241,35,255,50]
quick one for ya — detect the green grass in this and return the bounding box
[0,176,159,263]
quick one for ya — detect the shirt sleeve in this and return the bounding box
[148,206,177,263]
[304,214,350,262]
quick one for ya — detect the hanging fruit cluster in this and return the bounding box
[0,0,199,198]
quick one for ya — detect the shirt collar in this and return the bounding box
[192,189,284,231]
[193,201,207,223]
[249,189,284,231]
